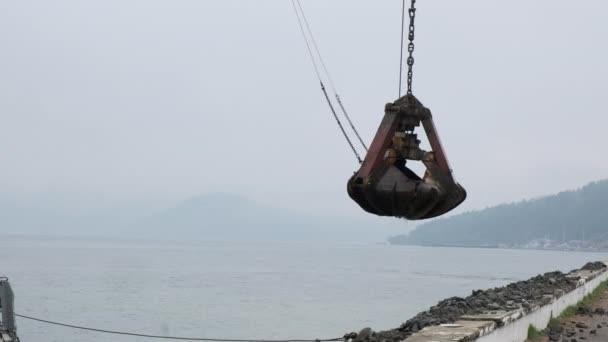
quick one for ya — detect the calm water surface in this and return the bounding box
[1,236,606,342]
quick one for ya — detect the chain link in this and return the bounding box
[406,0,416,95]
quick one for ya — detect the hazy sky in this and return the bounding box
[1,0,607,218]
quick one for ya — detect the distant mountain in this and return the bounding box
[137,193,403,242]
[389,180,608,247]
[0,192,405,243]
[0,194,148,237]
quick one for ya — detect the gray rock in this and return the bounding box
[582,262,607,271]
[351,263,601,342]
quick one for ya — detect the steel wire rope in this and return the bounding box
[294,0,367,152]
[290,0,362,163]
[398,0,406,97]
[15,313,346,342]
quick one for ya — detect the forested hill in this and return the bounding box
[389,180,608,248]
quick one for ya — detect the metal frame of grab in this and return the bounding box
[347,95,466,219]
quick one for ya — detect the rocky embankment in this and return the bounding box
[349,262,607,342]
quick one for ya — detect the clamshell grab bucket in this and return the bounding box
[347,95,466,220]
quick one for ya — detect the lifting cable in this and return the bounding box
[290,0,363,163]
[15,313,346,342]
[293,0,368,153]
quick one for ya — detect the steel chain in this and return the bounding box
[406,0,416,95]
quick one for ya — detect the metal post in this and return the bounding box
[0,277,18,341]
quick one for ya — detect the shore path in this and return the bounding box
[535,286,608,342]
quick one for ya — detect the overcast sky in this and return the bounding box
[1,0,607,219]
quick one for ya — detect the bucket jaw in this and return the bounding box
[347,95,466,220]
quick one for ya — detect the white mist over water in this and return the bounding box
[1,236,606,342]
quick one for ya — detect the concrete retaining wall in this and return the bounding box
[404,263,608,342]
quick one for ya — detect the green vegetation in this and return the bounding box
[527,324,542,340]
[553,280,608,323]
[526,281,608,341]
[390,180,608,247]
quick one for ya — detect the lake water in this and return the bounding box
[1,236,606,342]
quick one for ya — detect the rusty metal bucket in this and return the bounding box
[347,95,466,220]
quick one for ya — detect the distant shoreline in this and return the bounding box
[388,241,608,253]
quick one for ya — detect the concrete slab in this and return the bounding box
[460,310,524,326]
[404,320,496,342]
[569,269,602,282]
